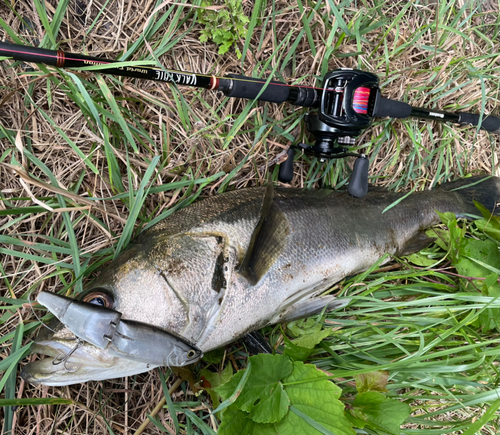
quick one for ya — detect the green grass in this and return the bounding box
[0,0,499,434]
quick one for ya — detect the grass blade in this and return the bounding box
[114,155,160,257]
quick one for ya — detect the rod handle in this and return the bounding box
[224,74,290,103]
[372,97,412,118]
[458,112,500,134]
[278,148,296,183]
[348,155,369,198]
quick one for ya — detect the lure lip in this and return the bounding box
[36,292,203,368]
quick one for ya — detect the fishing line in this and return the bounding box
[28,284,60,334]
[28,288,59,334]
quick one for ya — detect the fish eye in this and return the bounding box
[82,291,114,308]
[187,350,197,359]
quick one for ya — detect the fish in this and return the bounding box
[21,176,500,386]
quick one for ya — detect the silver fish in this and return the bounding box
[22,176,500,385]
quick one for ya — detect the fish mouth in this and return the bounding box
[22,334,155,386]
[21,338,114,385]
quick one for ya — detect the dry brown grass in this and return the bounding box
[1,0,499,434]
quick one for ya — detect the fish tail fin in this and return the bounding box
[439,176,500,217]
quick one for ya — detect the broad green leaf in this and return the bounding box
[426,227,450,251]
[475,274,500,332]
[349,391,410,435]
[474,201,500,229]
[454,239,500,291]
[202,348,226,364]
[200,364,233,413]
[283,335,314,362]
[476,308,500,333]
[437,211,459,229]
[437,211,466,262]
[249,383,289,423]
[292,329,331,349]
[460,239,500,273]
[218,405,276,435]
[218,360,355,435]
[216,354,292,424]
[483,274,500,297]
[344,411,366,429]
[287,318,324,337]
[354,371,389,393]
[201,364,233,390]
[277,362,354,435]
[210,361,252,416]
[474,219,500,240]
[404,252,438,267]
[197,0,248,57]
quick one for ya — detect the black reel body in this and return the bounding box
[320,69,379,134]
[279,69,380,198]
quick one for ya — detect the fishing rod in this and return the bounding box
[1,41,499,197]
[0,41,318,106]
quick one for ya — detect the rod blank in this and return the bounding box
[0,41,214,89]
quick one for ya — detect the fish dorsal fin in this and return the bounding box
[239,181,289,286]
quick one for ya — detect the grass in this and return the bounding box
[0,0,499,434]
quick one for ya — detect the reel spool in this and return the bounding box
[279,69,381,198]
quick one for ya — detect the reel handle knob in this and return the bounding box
[348,155,369,198]
[278,147,296,183]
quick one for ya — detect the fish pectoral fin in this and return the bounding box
[396,231,436,257]
[240,330,273,355]
[239,182,290,286]
[268,295,350,325]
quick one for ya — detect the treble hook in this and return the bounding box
[52,338,84,372]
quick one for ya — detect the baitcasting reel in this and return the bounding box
[278,69,382,198]
[277,67,500,197]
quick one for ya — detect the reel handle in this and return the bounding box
[347,155,369,198]
[278,147,296,183]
